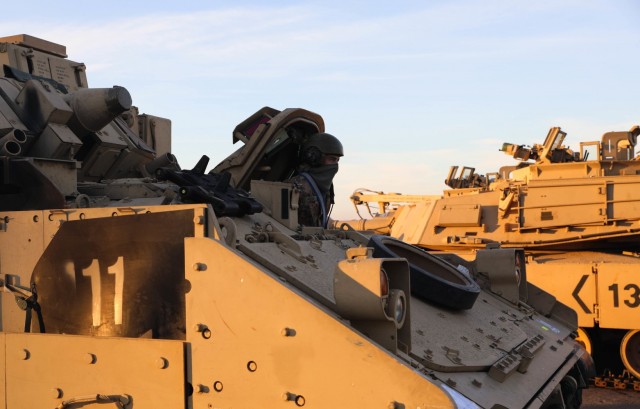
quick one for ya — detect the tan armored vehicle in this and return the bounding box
[336,126,640,384]
[0,35,591,408]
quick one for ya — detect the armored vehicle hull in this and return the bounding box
[336,126,640,384]
[0,35,589,408]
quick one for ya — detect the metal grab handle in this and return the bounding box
[55,394,131,409]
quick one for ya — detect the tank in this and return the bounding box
[335,125,640,385]
[0,34,591,408]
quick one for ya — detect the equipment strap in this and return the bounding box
[300,172,327,228]
[5,281,45,333]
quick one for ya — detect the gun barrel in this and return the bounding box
[64,86,132,135]
[145,152,179,176]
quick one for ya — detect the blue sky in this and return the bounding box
[2,1,638,218]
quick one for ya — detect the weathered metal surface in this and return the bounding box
[0,34,589,408]
[336,124,640,379]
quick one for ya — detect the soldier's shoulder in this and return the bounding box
[287,174,306,184]
[287,174,312,191]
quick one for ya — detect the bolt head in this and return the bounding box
[156,357,169,369]
[84,353,97,364]
[19,349,30,360]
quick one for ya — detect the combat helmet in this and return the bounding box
[301,132,344,166]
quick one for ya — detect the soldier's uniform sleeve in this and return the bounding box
[288,175,322,227]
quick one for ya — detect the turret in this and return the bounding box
[0,35,172,210]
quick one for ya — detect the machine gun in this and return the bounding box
[157,155,262,217]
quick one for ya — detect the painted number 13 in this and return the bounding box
[608,283,640,308]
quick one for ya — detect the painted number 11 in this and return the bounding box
[80,257,125,326]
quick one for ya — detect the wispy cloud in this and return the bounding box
[18,0,625,82]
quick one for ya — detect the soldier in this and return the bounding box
[288,132,344,227]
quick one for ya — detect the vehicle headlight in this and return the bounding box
[385,289,406,329]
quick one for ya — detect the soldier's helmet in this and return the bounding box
[301,133,344,166]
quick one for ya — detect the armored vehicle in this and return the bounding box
[0,34,590,408]
[336,126,640,383]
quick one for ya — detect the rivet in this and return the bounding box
[19,349,30,360]
[194,216,205,225]
[196,384,210,393]
[282,392,294,401]
[282,392,305,406]
[51,388,63,399]
[32,215,39,222]
[183,279,192,294]
[281,327,296,337]
[84,353,96,364]
[156,357,169,369]
[193,263,207,271]
[247,361,257,372]
[202,328,212,339]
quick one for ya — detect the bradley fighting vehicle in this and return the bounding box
[336,126,640,386]
[0,34,591,408]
